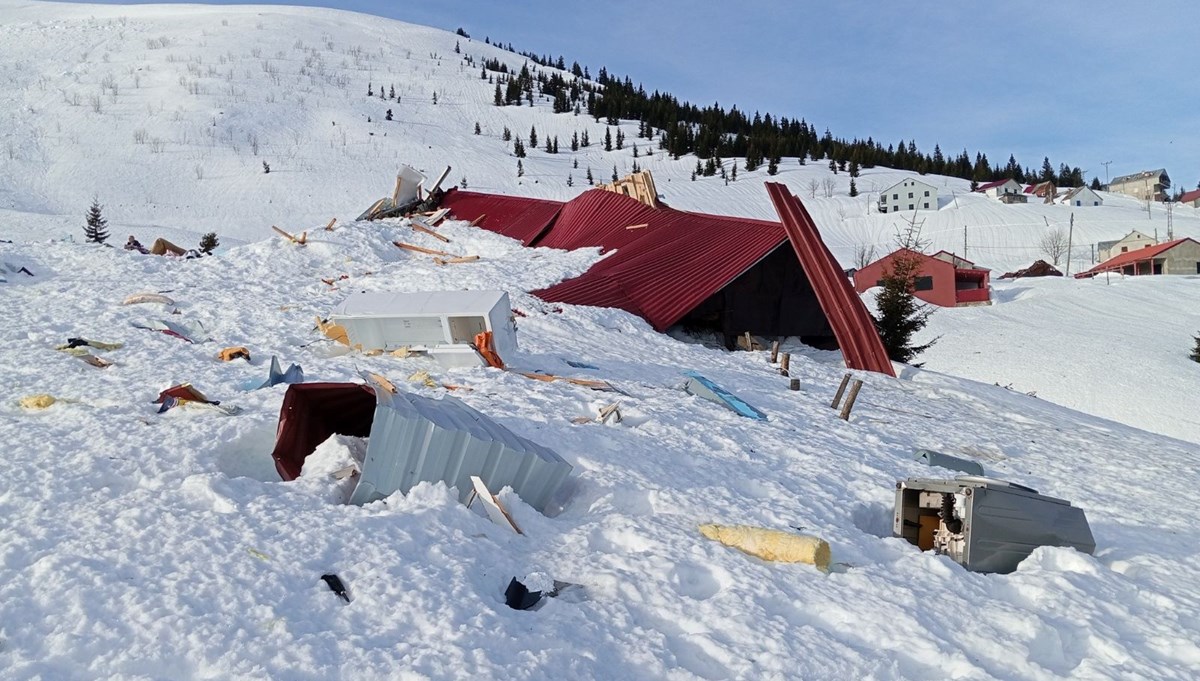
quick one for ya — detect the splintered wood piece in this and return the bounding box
[468,476,523,535]
[324,217,337,231]
[394,241,454,257]
[411,221,450,242]
[570,416,593,425]
[271,225,306,245]
[392,175,403,205]
[427,166,452,194]
[770,340,780,364]
[433,255,480,266]
[469,214,487,227]
[366,372,398,394]
[830,373,852,409]
[426,208,450,226]
[839,379,863,421]
[625,223,649,230]
[363,197,387,220]
[598,402,622,424]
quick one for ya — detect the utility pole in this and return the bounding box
[1065,213,1074,277]
[1166,200,1174,240]
[963,225,968,260]
[1101,160,1113,184]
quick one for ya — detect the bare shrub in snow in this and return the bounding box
[1040,227,1070,266]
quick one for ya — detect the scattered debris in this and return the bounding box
[217,346,251,362]
[323,218,338,232]
[56,338,123,352]
[516,371,617,392]
[271,225,307,246]
[466,475,523,535]
[410,219,449,242]
[19,394,58,410]
[242,356,304,391]
[572,402,622,425]
[598,170,659,208]
[565,360,599,370]
[699,524,831,571]
[894,476,1095,574]
[122,292,175,306]
[433,255,480,266]
[393,241,454,258]
[1000,260,1063,279]
[131,319,210,344]
[504,577,542,610]
[320,573,351,603]
[683,371,767,421]
[503,576,582,611]
[912,449,985,476]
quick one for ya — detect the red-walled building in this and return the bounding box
[853,249,991,307]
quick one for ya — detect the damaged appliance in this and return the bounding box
[893,476,1095,574]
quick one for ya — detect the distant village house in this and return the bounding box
[1106,169,1170,202]
[975,178,1023,199]
[1061,186,1103,207]
[1025,181,1057,201]
[1097,230,1155,262]
[1177,188,1200,208]
[854,248,991,307]
[878,178,938,214]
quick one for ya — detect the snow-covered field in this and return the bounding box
[3,2,1200,679]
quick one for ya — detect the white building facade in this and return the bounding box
[878,178,938,214]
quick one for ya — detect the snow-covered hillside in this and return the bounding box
[2,0,1199,273]
[3,2,1200,679]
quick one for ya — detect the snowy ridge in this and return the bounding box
[2,2,1200,679]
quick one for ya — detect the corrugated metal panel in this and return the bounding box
[533,189,673,251]
[439,188,563,245]
[347,387,571,513]
[766,183,896,376]
[536,192,787,330]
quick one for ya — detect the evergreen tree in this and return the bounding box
[567,174,573,187]
[604,127,613,152]
[389,85,395,99]
[502,126,512,142]
[1041,156,1055,182]
[529,125,538,149]
[828,158,837,174]
[571,131,579,151]
[474,121,481,135]
[517,160,524,177]
[767,156,779,176]
[460,176,468,189]
[552,136,559,153]
[616,129,625,150]
[1191,333,1200,363]
[612,164,619,182]
[586,167,594,185]
[83,197,109,244]
[1090,177,1102,191]
[730,164,737,182]
[513,138,526,157]
[545,136,553,153]
[573,158,578,169]
[494,83,503,106]
[431,92,438,105]
[367,82,373,97]
[849,179,858,197]
[581,130,590,147]
[199,232,219,254]
[386,109,393,121]
[848,159,860,178]
[873,225,937,365]
[632,144,639,158]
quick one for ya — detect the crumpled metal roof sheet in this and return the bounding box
[348,385,571,513]
[439,188,563,245]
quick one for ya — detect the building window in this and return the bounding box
[1196,262,1200,274]
[923,202,930,209]
[915,276,933,291]
[1076,200,1081,206]
[893,193,898,200]
[924,191,929,196]
[908,192,914,198]
[908,204,914,210]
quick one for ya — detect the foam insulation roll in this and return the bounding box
[699,524,831,571]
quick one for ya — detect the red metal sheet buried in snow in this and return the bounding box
[532,189,681,251]
[766,182,896,376]
[439,188,563,245]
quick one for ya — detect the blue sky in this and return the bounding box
[64,0,1200,188]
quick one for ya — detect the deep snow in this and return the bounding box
[3,2,1200,680]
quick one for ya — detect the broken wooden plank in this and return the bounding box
[467,475,523,535]
[392,175,403,206]
[433,255,480,266]
[271,226,306,245]
[427,165,452,194]
[324,218,337,231]
[625,223,649,230]
[411,221,450,242]
[469,214,487,227]
[394,241,454,257]
[426,208,450,226]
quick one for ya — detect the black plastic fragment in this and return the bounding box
[321,573,350,603]
[504,577,542,610]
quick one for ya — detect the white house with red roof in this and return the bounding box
[975,178,1023,199]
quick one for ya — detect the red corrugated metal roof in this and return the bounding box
[535,197,786,330]
[766,183,896,376]
[1178,188,1200,204]
[439,188,563,245]
[975,179,1015,192]
[1074,238,1198,278]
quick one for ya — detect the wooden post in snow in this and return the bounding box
[780,353,791,377]
[789,378,800,391]
[770,341,780,364]
[839,379,864,421]
[830,373,852,409]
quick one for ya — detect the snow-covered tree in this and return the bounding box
[83,197,109,244]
